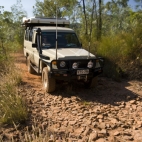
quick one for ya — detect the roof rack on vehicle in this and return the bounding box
[22,17,70,27]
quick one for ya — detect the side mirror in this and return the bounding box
[40,54,50,60]
[32,43,37,48]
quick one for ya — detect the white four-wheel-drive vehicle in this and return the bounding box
[22,17,104,92]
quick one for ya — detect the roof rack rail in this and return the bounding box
[35,17,66,20]
[22,17,70,27]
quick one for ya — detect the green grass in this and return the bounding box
[0,59,27,125]
[95,27,142,80]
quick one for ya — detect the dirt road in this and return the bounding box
[1,51,142,142]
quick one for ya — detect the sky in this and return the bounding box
[0,0,42,17]
[0,0,141,18]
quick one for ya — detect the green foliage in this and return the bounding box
[0,0,27,124]
[0,0,141,87]
[0,0,26,52]
[97,35,124,61]
[0,86,27,125]
[96,20,142,80]
[0,60,27,125]
[33,0,78,18]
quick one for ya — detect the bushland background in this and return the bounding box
[0,0,142,140]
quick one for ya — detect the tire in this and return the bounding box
[84,79,92,88]
[84,77,98,88]
[91,77,98,87]
[27,56,35,74]
[42,67,56,93]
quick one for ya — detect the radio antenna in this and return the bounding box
[55,0,58,60]
[88,42,90,58]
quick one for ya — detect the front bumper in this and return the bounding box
[49,57,104,81]
[50,67,103,81]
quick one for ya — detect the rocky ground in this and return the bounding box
[0,52,142,142]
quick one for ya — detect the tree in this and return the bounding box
[97,0,102,40]
[33,0,78,18]
[0,11,13,57]
[82,0,88,35]
[0,6,4,14]
[102,0,130,35]
[10,0,27,46]
[0,0,27,52]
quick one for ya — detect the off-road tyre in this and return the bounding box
[42,67,56,93]
[27,56,36,74]
[84,77,98,88]
[84,79,92,88]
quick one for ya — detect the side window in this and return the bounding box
[65,33,80,47]
[29,30,33,42]
[72,34,79,44]
[25,29,29,41]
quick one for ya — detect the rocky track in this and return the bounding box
[1,52,142,142]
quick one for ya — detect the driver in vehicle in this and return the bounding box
[42,36,55,48]
[42,36,51,47]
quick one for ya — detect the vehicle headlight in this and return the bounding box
[87,60,93,68]
[60,61,66,68]
[52,61,58,69]
[72,62,78,69]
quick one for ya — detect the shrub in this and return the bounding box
[0,58,27,125]
[95,27,142,80]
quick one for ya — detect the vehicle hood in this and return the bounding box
[42,48,96,60]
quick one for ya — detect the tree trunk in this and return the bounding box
[97,0,102,40]
[82,0,88,35]
[89,0,95,44]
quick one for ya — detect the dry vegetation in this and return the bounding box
[0,1,142,141]
[0,56,27,125]
[0,51,141,142]
[95,28,142,81]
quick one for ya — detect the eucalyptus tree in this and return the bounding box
[82,0,88,35]
[78,0,104,43]
[33,0,78,18]
[0,0,26,52]
[104,0,129,35]
[134,0,142,9]
[0,10,14,56]
[10,0,27,46]
[0,6,4,14]
[33,0,81,37]
[0,7,7,40]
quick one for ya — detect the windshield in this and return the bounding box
[41,32,81,48]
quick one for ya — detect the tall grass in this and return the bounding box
[95,26,142,80]
[0,58,27,125]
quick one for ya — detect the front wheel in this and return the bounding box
[42,67,56,93]
[27,56,35,74]
[84,77,98,88]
